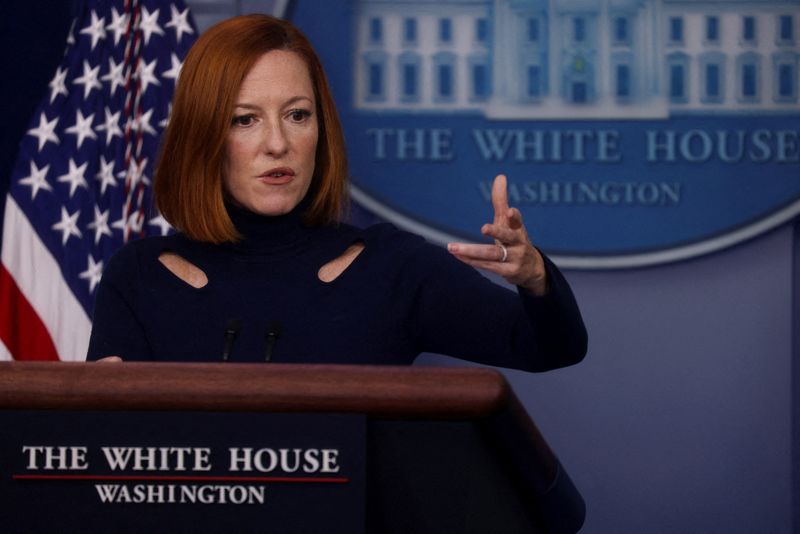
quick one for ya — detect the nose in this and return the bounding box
[261,119,289,157]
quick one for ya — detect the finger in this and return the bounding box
[491,174,509,225]
[451,254,513,276]
[97,356,122,363]
[448,243,507,262]
[506,207,523,230]
[480,223,520,245]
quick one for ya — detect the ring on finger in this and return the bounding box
[498,244,508,263]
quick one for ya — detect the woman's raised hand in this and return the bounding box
[447,174,548,296]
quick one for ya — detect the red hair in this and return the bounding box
[154,14,348,243]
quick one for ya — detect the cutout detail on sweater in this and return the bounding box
[158,251,208,288]
[318,242,365,282]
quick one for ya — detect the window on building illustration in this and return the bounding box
[706,64,720,98]
[737,53,760,102]
[402,64,418,100]
[669,64,685,100]
[363,51,388,102]
[743,16,756,42]
[438,64,453,99]
[472,63,489,100]
[779,15,794,43]
[778,63,795,98]
[742,63,757,97]
[572,82,587,103]
[439,18,452,43]
[476,18,488,43]
[399,52,421,102]
[706,16,719,42]
[369,18,382,43]
[433,52,456,102]
[669,17,683,43]
[574,17,586,43]
[528,18,540,42]
[613,17,629,44]
[616,64,630,98]
[368,63,383,98]
[700,52,725,103]
[403,18,417,44]
[527,65,542,97]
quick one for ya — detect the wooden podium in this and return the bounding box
[0,362,584,533]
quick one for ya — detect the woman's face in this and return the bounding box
[223,50,318,216]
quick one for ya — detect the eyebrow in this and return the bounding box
[233,96,314,110]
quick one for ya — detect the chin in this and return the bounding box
[251,199,300,217]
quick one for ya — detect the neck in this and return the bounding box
[224,199,314,254]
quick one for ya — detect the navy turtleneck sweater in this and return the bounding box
[87,203,587,371]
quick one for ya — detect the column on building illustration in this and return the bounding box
[608,0,649,103]
[665,8,689,105]
[469,15,492,102]
[361,14,388,104]
[774,13,798,103]
[610,9,632,101]
[700,13,724,105]
[489,0,550,107]
[737,14,760,103]
[557,3,598,104]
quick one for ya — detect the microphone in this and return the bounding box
[264,321,282,362]
[222,319,242,362]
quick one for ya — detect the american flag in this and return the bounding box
[0,0,196,360]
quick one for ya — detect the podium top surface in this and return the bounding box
[0,362,509,419]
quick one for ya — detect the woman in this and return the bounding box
[87,14,587,371]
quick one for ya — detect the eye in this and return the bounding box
[287,109,312,123]
[231,113,256,127]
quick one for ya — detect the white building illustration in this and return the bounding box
[353,0,800,119]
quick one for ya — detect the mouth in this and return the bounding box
[258,167,295,185]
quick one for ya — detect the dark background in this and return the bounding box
[0,1,80,242]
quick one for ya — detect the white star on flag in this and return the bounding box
[96,106,123,145]
[79,10,107,51]
[48,67,69,104]
[159,103,172,128]
[64,109,97,149]
[161,53,183,81]
[166,4,194,43]
[26,113,60,152]
[87,206,113,244]
[140,7,165,45]
[52,206,83,245]
[149,213,173,236]
[112,209,145,236]
[118,157,151,189]
[102,57,126,95]
[136,58,162,94]
[56,158,89,198]
[106,7,129,45]
[94,155,117,194]
[73,60,102,99]
[66,18,76,45]
[78,255,104,293]
[18,161,53,200]
[127,108,157,137]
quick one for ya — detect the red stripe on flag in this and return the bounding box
[0,263,59,361]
